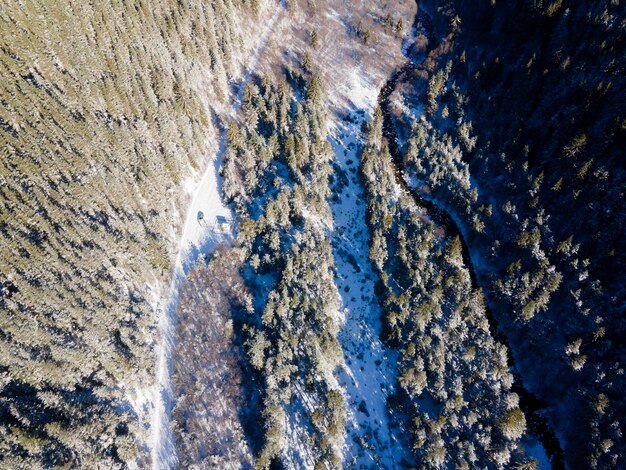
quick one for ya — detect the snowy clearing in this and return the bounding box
[329,117,411,468]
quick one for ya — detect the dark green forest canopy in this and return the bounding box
[0,0,248,466]
[0,0,623,468]
[388,0,625,468]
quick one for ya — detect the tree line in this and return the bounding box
[222,74,345,469]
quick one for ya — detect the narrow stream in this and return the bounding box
[377,2,565,468]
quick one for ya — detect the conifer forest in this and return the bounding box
[0,0,624,469]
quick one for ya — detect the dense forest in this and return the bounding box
[222,75,346,468]
[0,0,623,468]
[361,110,533,468]
[0,0,267,466]
[385,0,625,468]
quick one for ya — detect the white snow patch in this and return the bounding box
[522,435,552,470]
[282,401,316,470]
[394,95,425,122]
[328,118,411,468]
[342,69,378,112]
[181,175,196,195]
[128,385,152,418]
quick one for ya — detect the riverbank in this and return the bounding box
[376,2,563,467]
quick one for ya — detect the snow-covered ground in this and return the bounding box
[522,435,552,469]
[149,154,233,470]
[148,2,286,468]
[143,1,412,466]
[329,117,411,468]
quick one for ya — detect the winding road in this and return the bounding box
[150,2,286,468]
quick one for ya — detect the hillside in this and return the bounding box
[0,0,623,469]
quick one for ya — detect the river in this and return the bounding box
[376,2,565,468]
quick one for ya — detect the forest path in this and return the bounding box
[150,1,287,468]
